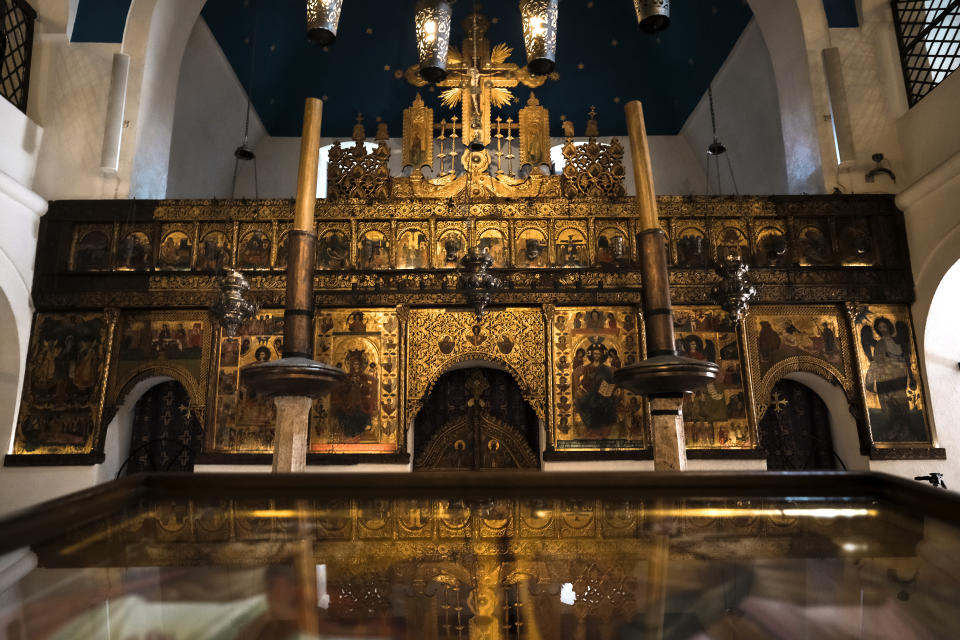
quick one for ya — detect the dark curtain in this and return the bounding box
[759,379,836,470]
[413,368,539,456]
[126,381,202,473]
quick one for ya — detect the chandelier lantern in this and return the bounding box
[519,0,559,76]
[306,0,344,46]
[633,0,670,33]
[415,0,453,83]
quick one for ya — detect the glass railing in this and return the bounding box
[1,471,959,638]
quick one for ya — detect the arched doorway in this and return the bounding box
[759,379,837,470]
[121,380,202,474]
[414,368,540,470]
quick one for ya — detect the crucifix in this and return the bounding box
[405,9,550,149]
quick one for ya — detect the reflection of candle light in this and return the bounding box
[424,19,437,42]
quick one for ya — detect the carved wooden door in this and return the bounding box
[415,407,540,470]
[759,379,837,470]
[414,368,540,470]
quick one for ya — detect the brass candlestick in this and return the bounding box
[241,98,345,472]
[613,101,718,470]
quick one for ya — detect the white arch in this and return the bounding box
[921,258,960,462]
[745,0,827,193]
[0,246,33,456]
[782,371,870,470]
[122,0,207,198]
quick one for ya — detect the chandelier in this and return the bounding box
[415,0,453,83]
[519,0,559,75]
[633,0,670,33]
[306,0,344,46]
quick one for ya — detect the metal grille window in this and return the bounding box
[1,0,36,112]
[893,0,960,106]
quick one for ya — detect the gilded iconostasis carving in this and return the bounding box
[9,195,942,465]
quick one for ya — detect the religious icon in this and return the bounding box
[118,231,152,270]
[854,306,929,443]
[798,224,831,266]
[73,229,111,271]
[572,339,620,435]
[551,307,643,453]
[556,229,586,267]
[674,308,752,448]
[478,229,506,267]
[718,227,749,262]
[357,230,388,269]
[275,232,289,269]
[753,314,843,375]
[596,227,626,265]
[158,230,193,270]
[397,229,429,269]
[197,231,230,271]
[238,230,271,269]
[318,230,351,269]
[437,230,465,268]
[756,227,788,267]
[329,347,380,441]
[16,313,110,455]
[516,228,547,267]
[838,221,874,266]
[676,227,707,267]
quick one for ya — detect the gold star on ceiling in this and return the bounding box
[384,64,391,71]
[577,62,584,70]
[366,27,374,34]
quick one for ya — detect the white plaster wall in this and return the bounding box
[747,0,826,194]
[166,18,266,199]
[0,93,43,190]
[897,71,960,186]
[0,377,158,517]
[682,19,788,195]
[127,0,206,199]
[27,36,120,199]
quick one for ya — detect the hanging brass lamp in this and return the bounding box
[633,0,670,33]
[519,0,559,75]
[415,0,453,83]
[306,0,344,46]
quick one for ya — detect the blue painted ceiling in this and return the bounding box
[69,0,857,138]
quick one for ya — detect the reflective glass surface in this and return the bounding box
[1,472,959,639]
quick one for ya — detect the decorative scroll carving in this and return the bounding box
[561,125,626,199]
[328,118,391,200]
[406,308,546,424]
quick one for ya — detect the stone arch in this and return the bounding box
[920,255,960,455]
[99,375,173,479]
[107,362,203,423]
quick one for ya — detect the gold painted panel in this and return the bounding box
[317,223,351,270]
[356,223,391,270]
[210,311,285,453]
[236,223,273,270]
[158,223,196,270]
[117,225,154,271]
[554,221,587,268]
[14,311,116,455]
[713,222,750,263]
[514,224,549,268]
[837,218,876,266]
[595,222,629,266]
[275,224,291,269]
[674,307,751,449]
[396,226,430,269]
[435,223,466,269]
[197,224,232,271]
[476,221,508,268]
[755,223,788,267]
[551,307,645,452]
[406,308,546,423]
[674,222,709,268]
[850,304,931,445]
[314,309,402,454]
[745,305,854,421]
[795,219,833,266]
[110,311,210,410]
[71,224,114,272]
